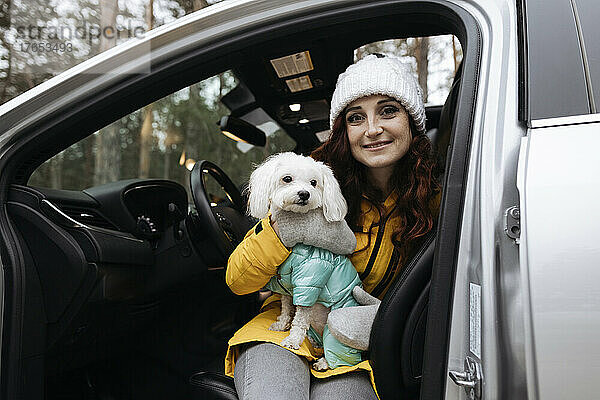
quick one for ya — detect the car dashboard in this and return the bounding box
[7,179,209,302]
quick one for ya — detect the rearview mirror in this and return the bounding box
[218,116,267,147]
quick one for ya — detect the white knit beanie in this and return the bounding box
[329,54,426,134]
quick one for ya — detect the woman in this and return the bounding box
[224,54,441,399]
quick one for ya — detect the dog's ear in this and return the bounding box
[247,156,279,219]
[320,162,347,222]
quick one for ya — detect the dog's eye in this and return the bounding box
[310,180,317,187]
[282,176,293,183]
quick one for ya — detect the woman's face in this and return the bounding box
[345,95,412,174]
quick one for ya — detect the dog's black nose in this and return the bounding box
[298,190,310,201]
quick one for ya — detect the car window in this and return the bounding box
[355,35,462,106]
[525,0,590,119]
[572,0,600,107]
[28,70,296,191]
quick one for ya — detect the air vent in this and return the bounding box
[60,206,118,230]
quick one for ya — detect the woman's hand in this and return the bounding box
[352,286,381,306]
[327,286,381,351]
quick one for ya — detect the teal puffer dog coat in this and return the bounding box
[265,243,363,368]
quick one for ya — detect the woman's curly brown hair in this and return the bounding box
[311,109,440,252]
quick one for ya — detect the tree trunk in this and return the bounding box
[163,148,171,179]
[452,36,458,74]
[138,0,154,178]
[0,35,12,104]
[84,139,94,187]
[414,37,429,103]
[178,0,209,195]
[94,0,120,185]
[0,0,12,104]
[138,105,153,178]
[50,153,63,189]
[355,46,367,61]
[193,0,210,11]
[94,125,122,185]
[98,0,118,53]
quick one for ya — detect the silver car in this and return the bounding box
[0,0,598,399]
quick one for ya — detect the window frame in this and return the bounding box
[519,0,598,124]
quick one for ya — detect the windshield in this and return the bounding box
[28,70,296,191]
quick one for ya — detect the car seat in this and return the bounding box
[369,63,462,400]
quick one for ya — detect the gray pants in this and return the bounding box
[234,342,378,400]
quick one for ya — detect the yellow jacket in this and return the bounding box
[224,190,441,394]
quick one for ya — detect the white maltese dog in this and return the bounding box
[247,152,362,371]
[248,152,347,222]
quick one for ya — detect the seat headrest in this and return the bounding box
[426,62,462,169]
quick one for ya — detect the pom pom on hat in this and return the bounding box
[329,54,426,134]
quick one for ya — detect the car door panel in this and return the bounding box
[7,202,93,324]
[517,120,600,400]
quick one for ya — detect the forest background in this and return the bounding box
[0,0,461,193]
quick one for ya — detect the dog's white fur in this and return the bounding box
[247,152,348,371]
[247,152,347,222]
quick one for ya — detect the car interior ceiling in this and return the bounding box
[222,27,451,155]
[2,8,467,400]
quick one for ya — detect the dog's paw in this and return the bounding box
[312,357,329,371]
[269,320,291,331]
[307,335,323,349]
[281,334,304,349]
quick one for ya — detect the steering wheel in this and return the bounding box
[189,160,254,262]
